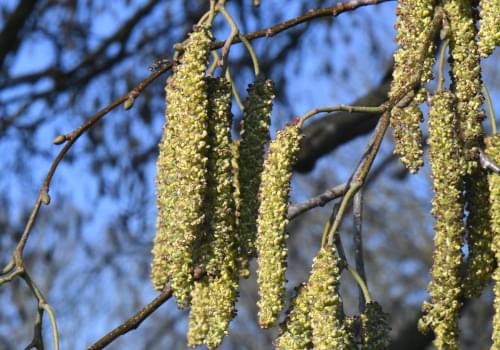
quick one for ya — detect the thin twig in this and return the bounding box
[298,104,383,127]
[225,68,244,111]
[218,7,239,68]
[22,271,59,350]
[287,183,347,220]
[86,289,173,350]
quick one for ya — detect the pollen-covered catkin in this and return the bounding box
[237,78,274,277]
[478,0,500,57]
[151,26,212,307]
[231,140,241,226]
[187,78,238,349]
[445,0,484,173]
[463,167,493,298]
[360,302,391,350]
[256,123,302,328]
[274,284,312,350]
[308,248,355,350]
[389,0,436,173]
[419,91,465,350]
[485,135,500,348]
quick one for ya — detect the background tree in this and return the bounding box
[0,0,498,349]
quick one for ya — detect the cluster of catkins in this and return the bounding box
[149,23,393,349]
[150,24,305,348]
[275,248,390,350]
[389,1,499,349]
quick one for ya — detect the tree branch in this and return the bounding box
[86,288,173,350]
[0,0,38,71]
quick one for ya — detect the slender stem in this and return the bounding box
[239,34,260,76]
[483,84,497,134]
[207,0,217,25]
[327,181,362,247]
[321,204,338,248]
[437,39,449,92]
[225,68,244,111]
[209,51,220,76]
[22,271,59,350]
[42,303,59,350]
[298,105,384,128]
[347,265,372,303]
[219,7,239,69]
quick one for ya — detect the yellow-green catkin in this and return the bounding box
[485,135,500,348]
[308,248,355,350]
[151,26,212,307]
[360,302,391,350]
[274,284,313,350]
[478,0,500,57]
[419,91,466,350]
[463,167,493,298]
[187,78,239,349]
[237,78,274,277]
[256,123,302,328]
[389,0,436,173]
[231,140,241,226]
[445,0,484,173]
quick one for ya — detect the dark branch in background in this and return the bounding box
[295,69,392,172]
[0,0,159,91]
[0,0,38,72]
[353,190,367,312]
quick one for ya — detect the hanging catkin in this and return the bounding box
[308,248,355,350]
[485,135,500,348]
[419,91,466,350]
[237,78,274,277]
[151,26,212,307]
[463,167,493,298]
[187,78,238,349]
[445,0,485,173]
[274,284,313,350]
[389,0,436,173]
[360,302,391,350]
[478,0,500,57]
[256,123,302,328]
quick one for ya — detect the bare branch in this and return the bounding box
[86,289,173,350]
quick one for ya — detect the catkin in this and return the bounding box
[463,167,493,298]
[187,78,238,349]
[389,0,436,173]
[419,91,465,350]
[360,302,391,350]
[256,123,302,328]
[274,284,313,350]
[485,135,500,348]
[151,26,212,307]
[237,78,274,277]
[308,248,355,350]
[445,0,485,173]
[478,0,500,57]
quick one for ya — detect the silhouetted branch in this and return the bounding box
[0,0,38,71]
